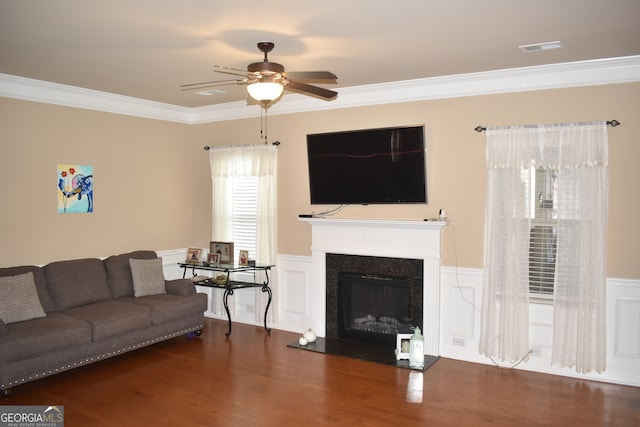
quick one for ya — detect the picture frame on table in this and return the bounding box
[207,253,220,265]
[186,248,202,263]
[238,250,249,266]
[210,241,234,264]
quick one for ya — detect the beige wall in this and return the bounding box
[2,82,639,278]
[0,98,195,266]
[191,83,640,278]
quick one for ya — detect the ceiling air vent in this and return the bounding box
[518,41,562,52]
[195,89,226,96]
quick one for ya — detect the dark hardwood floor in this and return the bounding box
[3,318,639,426]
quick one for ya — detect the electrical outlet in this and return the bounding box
[452,337,465,346]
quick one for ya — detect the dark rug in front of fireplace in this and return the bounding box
[287,337,439,371]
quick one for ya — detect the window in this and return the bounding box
[525,167,558,300]
[209,143,278,323]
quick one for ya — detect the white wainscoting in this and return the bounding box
[271,253,640,387]
[274,255,315,335]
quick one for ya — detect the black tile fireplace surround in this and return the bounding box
[325,253,424,344]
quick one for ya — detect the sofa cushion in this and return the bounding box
[0,272,47,324]
[122,293,208,325]
[44,258,113,311]
[62,300,151,342]
[0,313,92,363]
[0,319,7,336]
[0,265,55,312]
[103,250,158,298]
[129,258,167,297]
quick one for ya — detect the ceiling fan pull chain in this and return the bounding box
[264,105,269,144]
[259,107,264,142]
[259,104,269,144]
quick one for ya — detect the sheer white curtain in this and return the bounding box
[480,122,608,373]
[209,144,278,323]
[479,127,533,364]
[551,124,608,373]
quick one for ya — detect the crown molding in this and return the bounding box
[0,74,192,123]
[2,55,639,124]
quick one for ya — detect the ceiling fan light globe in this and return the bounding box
[247,82,284,102]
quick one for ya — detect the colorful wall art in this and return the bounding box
[57,164,93,213]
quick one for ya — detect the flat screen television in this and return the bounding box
[306,125,427,205]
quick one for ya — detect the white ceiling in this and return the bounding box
[1,0,639,109]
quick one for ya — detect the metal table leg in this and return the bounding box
[223,287,234,337]
[262,284,272,334]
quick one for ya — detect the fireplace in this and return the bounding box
[326,254,423,348]
[300,217,445,356]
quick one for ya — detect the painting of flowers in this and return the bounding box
[57,164,93,213]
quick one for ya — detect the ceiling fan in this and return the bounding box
[181,41,338,107]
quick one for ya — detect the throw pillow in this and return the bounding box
[0,272,47,324]
[129,257,167,297]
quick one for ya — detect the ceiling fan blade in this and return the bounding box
[180,78,248,91]
[214,65,249,77]
[285,80,338,100]
[284,71,337,83]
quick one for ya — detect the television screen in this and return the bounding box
[306,125,427,205]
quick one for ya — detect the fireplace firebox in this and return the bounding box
[326,253,423,349]
[338,273,412,346]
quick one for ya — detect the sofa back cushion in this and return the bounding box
[0,265,56,313]
[44,258,112,310]
[0,272,47,324]
[103,250,158,298]
[129,257,167,297]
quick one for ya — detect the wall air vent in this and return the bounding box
[518,41,562,52]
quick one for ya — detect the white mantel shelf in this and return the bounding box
[299,216,446,230]
[300,216,446,356]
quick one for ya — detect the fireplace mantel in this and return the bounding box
[300,217,446,356]
[300,217,445,230]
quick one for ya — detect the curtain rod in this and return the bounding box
[203,140,281,150]
[474,119,620,133]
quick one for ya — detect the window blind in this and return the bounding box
[230,176,258,262]
[527,167,558,300]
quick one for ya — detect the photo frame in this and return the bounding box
[186,248,202,263]
[396,332,412,361]
[207,253,220,265]
[396,325,414,361]
[210,241,234,264]
[238,250,249,266]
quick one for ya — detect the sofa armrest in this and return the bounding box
[165,279,196,296]
[0,318,7,336]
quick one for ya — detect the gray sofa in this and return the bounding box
[0,250,208,395]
